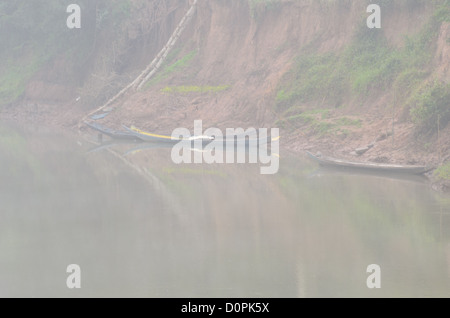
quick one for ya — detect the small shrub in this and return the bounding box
[434,162,450,180]
[409,81,450,132]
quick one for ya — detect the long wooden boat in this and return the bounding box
[122,125,273,146]
[85,122,143,141]
[123,125,194,144]
[306,151,433,175]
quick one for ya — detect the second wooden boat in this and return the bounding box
[306,151,432,175]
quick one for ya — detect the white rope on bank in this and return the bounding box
[82,0,198,123]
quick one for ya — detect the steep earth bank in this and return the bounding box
[1,0,449,190]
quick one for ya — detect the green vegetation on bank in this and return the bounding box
[0,58,42,105]
[0,0,131,106]
[434,162,450,180]
[275,0,450,133]
[275,107,362,136]
[410,81,450,133]
[144,50,198,89]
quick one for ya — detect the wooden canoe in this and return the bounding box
[122,125,219,144]
[85,122,143,141]
[306,151,433,175]
[122,125,273,146]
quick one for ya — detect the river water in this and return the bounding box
[1,124,450,297]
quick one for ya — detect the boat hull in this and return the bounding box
[306,151,432,175]
[123,125,272,146]
[85,122,143,141]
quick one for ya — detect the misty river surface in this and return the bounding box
[1,124,450,298]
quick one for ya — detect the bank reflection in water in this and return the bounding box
[0,126,450,297]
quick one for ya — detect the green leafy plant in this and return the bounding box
[144,50,198,88]
[434,162,450,180]
[409,81,450,132]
